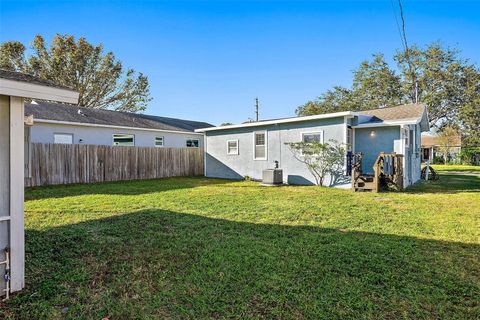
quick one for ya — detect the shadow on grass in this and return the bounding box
[407,173,480,194]
[25,176,234,200]
[2,209,478,319]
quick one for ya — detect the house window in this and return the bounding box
[54,133,73,144]
[155,136,164,147]
[227,140,239,155]
[254,131,267,160]
[404,128,410,147]
[346,128,353,151]
[113,134,134,146]
[186,139,199,148]
[302,131,324,143]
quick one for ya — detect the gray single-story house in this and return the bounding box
[196,104,429,187]
[1,69,79,298]
[25,101,213,148]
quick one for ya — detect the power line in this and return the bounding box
[391,0,418,103]
[389,0,405,52]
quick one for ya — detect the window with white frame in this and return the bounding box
[302,131,324,143]
[254,131,267,160]
[346,128,353,151]
[54,133,73,144]
[227,140,239,155]
[186,138,199,148]
[403,128,410,147]
[113,134,134,146]
[155,136,164,147]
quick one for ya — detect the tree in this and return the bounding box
[395,43,478,129]
[285,140,345,186]
[0,34,151,112]
[351,54,403,110]
[436,126,460,164]
[296,43,480,145]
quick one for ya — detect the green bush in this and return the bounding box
[459,148,480,165]
[432,155,445,164]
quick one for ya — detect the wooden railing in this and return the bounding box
[372,152,404,192]
[351,152,404,192]
[351,152,363,191]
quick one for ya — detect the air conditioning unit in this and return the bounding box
[262,168,283,185]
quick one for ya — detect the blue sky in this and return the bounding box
[0,0,478,125]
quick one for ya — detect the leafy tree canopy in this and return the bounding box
[0,34,151,112]
[296,43,480,145]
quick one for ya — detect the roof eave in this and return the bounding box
[0,78,79,104]
[33,118,205,135]
[195,111,354,133]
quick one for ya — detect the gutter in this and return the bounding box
[33,118,205,136]
[195,111,355,133]
[352,119,420,129]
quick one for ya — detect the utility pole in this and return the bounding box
[255,97,259,122]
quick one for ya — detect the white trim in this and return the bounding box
[203,134,207,176]
[53,133,74,144]
[226,139,239,155]
[352,119,420,129]
[9,96,25,292]
[352,127,356,154]
[195,111,354,132]
[112,133,135,146]
[154,136,164,147]
[186,138,200,148]
[0,78,78,104]
[34,118,205,136]
[0,216,10,222]
[253,130,267,160]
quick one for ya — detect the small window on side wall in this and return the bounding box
[302,131,323,144]
[113,134,134,146]
[186,138,199,148]
[254,131,267,160]
[227,140,239,155]
[54,133,73,144]
[155,136,164,147]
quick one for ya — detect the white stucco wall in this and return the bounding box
[205,116,349,186]
[30,122,205,148]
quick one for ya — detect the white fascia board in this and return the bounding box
[34,118,205,135]
[0,78,79,104]
[195,111,354,133]
[352,119,420,129]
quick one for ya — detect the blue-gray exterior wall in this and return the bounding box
[354,124,422,186]
[30,122,204,148]
[205,117,348,186]
[354,126,401,174]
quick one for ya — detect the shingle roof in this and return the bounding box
[25,101,214,133]
[0,69,75,91]
[360,103,426,122]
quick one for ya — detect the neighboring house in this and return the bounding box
[0,69,79,297]
[25,101,213,149]
[196,104,429,187]
[421,134,462,163]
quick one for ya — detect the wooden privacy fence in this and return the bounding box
[25,143,204,187]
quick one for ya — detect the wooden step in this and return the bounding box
[356,181,374,191]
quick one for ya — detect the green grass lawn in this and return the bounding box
[1,171,479,319]
[431,164,480,172]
